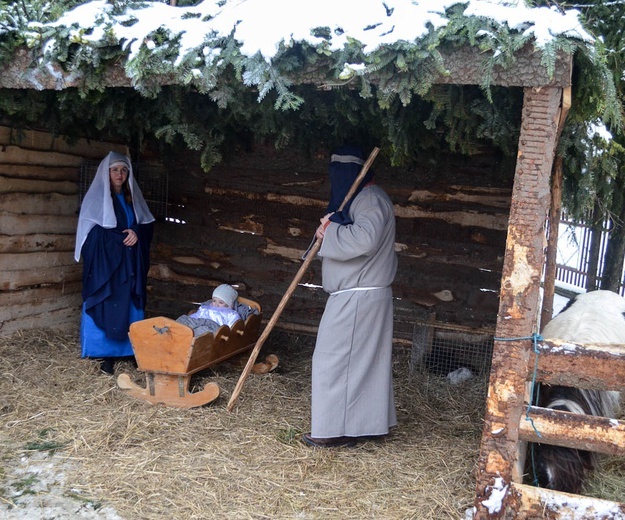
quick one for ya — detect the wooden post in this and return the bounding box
[541,154,563,329]
[541,86,570,330]
[473,86,563,519]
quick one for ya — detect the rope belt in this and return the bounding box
[330,286,386,296]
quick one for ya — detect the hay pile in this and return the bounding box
[2,327,619,519]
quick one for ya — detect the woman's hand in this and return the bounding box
[123,229,138,246]
[315,213,334,240]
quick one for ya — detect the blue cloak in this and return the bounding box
[81,194,153,346]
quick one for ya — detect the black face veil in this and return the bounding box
[326,145,373,226]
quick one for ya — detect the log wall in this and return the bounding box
[0,129,510,348]
[0,126,125,336]
[149,145,510,346]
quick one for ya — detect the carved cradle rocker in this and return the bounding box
[117,297,277,408]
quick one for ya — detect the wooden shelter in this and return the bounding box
[1,9,624,519]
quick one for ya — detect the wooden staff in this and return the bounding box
[226,146,380,411]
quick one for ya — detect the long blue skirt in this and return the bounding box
[80,302,143,358]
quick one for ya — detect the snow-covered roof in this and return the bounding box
[44,0,591,65]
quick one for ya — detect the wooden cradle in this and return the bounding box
[117,297,271,408]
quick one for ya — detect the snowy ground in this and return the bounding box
[2,450,122,519]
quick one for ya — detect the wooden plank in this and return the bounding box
[532,340,625,392]
[519,406,625,455]
[0,282,81,307]
[0,145,85,167]
[129,317,195,374]
[0,290,81,323]
[506,482,625,520]
[0,126,126,158]
[0,175,78,195]
[0,264,82,290]
[4,194,78,218]
[0,193,78,215]
[205,186,327,208]
[0,233,75,254]
[148,263,239,288]
[273,321,319,336]
[0,164,78,181]
[0,212,76,234]
[0,252,75,271]
[394,204,509,231]
[396,240,503,270]
[406,186,511,208]
[0,307,80,336]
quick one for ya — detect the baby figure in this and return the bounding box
[189,284,241,327]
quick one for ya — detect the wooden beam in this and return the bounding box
[0,233,75,254]
[407,186,511,208]
[541,154,563,329]
[0,175,78,195]
[0,126,125,158]
[474,86,563,519]
[0,264,82,291]
[0,144,86,166]
[0,193,78,215]
[507,482,625,519]
[0,252,75,271]
[394,204,509,231]
[0,212,76,235]
[0,43,573,91]
[434,44,573,88]
[205,186,326,208]
[0,47,171,90]
[541,86,570,329]
[0,307,80,336]
[532,339,625,392]
[519,406,625,455]
[0,289,81,324]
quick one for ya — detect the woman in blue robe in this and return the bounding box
[75,151,154,374]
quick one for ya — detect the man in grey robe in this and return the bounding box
[303,145,398,448]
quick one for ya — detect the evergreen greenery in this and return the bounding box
[2,0,625,288]
[551,0,625,291]
[0,0,621,181]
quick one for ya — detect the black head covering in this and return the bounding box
[327,145,373,225]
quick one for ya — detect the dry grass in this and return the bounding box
[9,326,622,519]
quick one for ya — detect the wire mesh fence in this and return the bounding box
[409,306,494,391]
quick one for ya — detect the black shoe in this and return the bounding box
[100,359,115,375]
[302,433,357,448]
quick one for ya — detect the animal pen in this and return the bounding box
[2,17,625,520]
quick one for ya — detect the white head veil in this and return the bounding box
[74,151,155,261]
